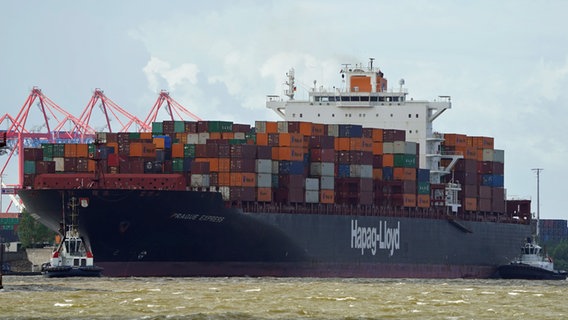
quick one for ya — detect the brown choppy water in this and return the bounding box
[0,276,567,319]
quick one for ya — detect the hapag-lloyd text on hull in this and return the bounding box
[351,219,400,256]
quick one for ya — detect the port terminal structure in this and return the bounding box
[0,88,200,214]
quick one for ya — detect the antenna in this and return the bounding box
[369,58,375,70]
[532,168,543,240]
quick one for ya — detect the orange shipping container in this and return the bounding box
[349,138,362,151]
[230,172,256,187]
[153,137,165,149]
[335,137,351,151]
[373,168,383,180]
[372,128,383,142]
[273,147,304,161]
[209,132,222,140]
[64,144,77,157]
[278,133,304,147]
[129,142,143,157]
[298,122,313,136]
[443,133,467,147]
[172,143,184,158]
[403,194,416,207]
[320,189,335,204]
[465,197,477,211]
[221,132,234,140]
[417,194,430,208]
[361,138,373,152]
[218,158,231,172]
[372,141,383,155]
[350,76,372,92]
[218,172,231,186]
[76,144,89,158]
[394,167,416,181]
[87,159,96,172]
[382,154,394,167]
[257,187,272,202]
[256,133,269,146]
[140,132,153,140]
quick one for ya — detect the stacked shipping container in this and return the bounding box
[21,120,516,218]
[442,134,506,214]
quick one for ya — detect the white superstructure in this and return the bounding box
[266,59,462,187]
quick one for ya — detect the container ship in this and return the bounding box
[18,60,532,278]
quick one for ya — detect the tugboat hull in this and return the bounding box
[42,265,103,278]
[498,263,567,280]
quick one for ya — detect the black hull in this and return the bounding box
[19,188,531,278]
[497,264,568,280]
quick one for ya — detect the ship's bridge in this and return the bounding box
[266,61,452,180]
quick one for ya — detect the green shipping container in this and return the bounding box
[53,144,65,157]
[172,158,185,172]
[174,121,186,133]
[41,144,54,158]
[24,160,36,174]
[393,154,416,168]
[228,139,247,145]
[208,121,233,133]
[418,181,431,195]
[184,144,196,158]
[152,122,163,134]
[129,132,141,139]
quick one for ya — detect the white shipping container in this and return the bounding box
[96,132,107,143]
[310,162,335,176]
[234,132,246,140]
[277,121,288,133]
[198,132,209,144]
[191,174,210,187]
[54,157,65,172]
[320,176,335,190]
[255,121,267,133]
[186,133,199,144]
[393,141,416,154]
[493,149,505,163]
[255,159,272,173]
[305,178,320,191]
[305,190,319,203]
[383,142,394,154]
[350,164,373,178]
[326,124,339,137]
[219,186,230,201]
[256,173,272,188]
[482,149,494,162]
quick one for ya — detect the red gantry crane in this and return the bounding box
[143,90,202,130]
[0,88,201,215]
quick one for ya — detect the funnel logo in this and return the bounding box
[350,220,400,256]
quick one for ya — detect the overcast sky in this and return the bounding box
[1,1,567,219]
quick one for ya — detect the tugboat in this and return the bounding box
[498,168,567,280]
[42,197,103,278]
[498,237,567,280]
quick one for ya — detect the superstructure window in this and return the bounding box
[408,114,411,118]
[416,114,419,118]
